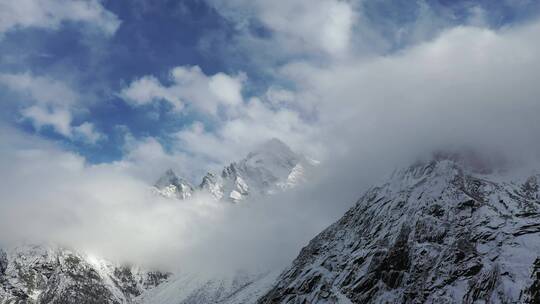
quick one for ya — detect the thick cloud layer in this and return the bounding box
[0,127,344,273]
[282,22,540,163]
[1,4,540,276]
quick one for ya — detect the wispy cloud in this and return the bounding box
[120,65,246,116]
[0,72,105,144]
[0,0,120,38]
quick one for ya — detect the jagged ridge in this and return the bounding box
[153,138,315,202]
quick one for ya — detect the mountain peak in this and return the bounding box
[244,138,300,169]
[248,138,295,158]
[153,138,313,202]
[261,156,540,304]
[155,169,179,188]
[257,138,291,151]
[154,169,194,199]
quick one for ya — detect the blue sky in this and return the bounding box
[1,0,539,166]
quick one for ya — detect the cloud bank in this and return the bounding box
[1,0,540,277]
[120,66,245,115]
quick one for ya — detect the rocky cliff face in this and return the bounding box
[259,157,540,303]
[0,244,169,304]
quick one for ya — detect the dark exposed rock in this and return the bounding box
[113,265,142,297]
[524,258,540,304]
[0,249,6,274]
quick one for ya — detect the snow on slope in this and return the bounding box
[137,270,281,304]
[259,156,540,303]
[0,244,169,304]
[0,139,316,304]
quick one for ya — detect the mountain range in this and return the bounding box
[0,139,314,304]
[3,141,540,303]
[0,244,169,304]
[152,138,316,202]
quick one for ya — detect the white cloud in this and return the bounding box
[255,0,355,56]
[121,136,192,180]
[0,126,339,272]
[174,18,540,182]
[208,73,244,106]
[0,0,120,37]
[0,72,78,106]
[275,22,540,167]
[120,67,317,166]
[264,86,299,110]
[19,106,104,144]
[119,75,183,111]
[2,0,540,280]
[116,14,540,185]
[1,72,104,143]
[120,65,245,115]
[174,97,320,164]
[74,122,105,144]
[208,0,355,58]
[20,105,72,137]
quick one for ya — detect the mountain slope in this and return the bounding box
[138,270,281,304]
[0,139,314,304]
[0,244,169,304]
[259,157,540,303]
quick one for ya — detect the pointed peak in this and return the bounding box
[393,149,511,183]
[163,168,177,178]
[203,172,217,179]
[201,172,218,185]
[155,168,192,189]
[222,162,240,178]
[246,138,298,161]
[256,138,292,153]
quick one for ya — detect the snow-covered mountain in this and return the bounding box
[0,138,314,304]
[141,139,318,304]
[9,148,540,304]
[138,270,281,304]
[258,155,540,303]
[153,138,316,202]
[153,169,195,199]
[0,244,169,304]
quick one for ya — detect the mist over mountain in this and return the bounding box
[153,138,316,202]
[260,156,540,303]
[1,0,540,303]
